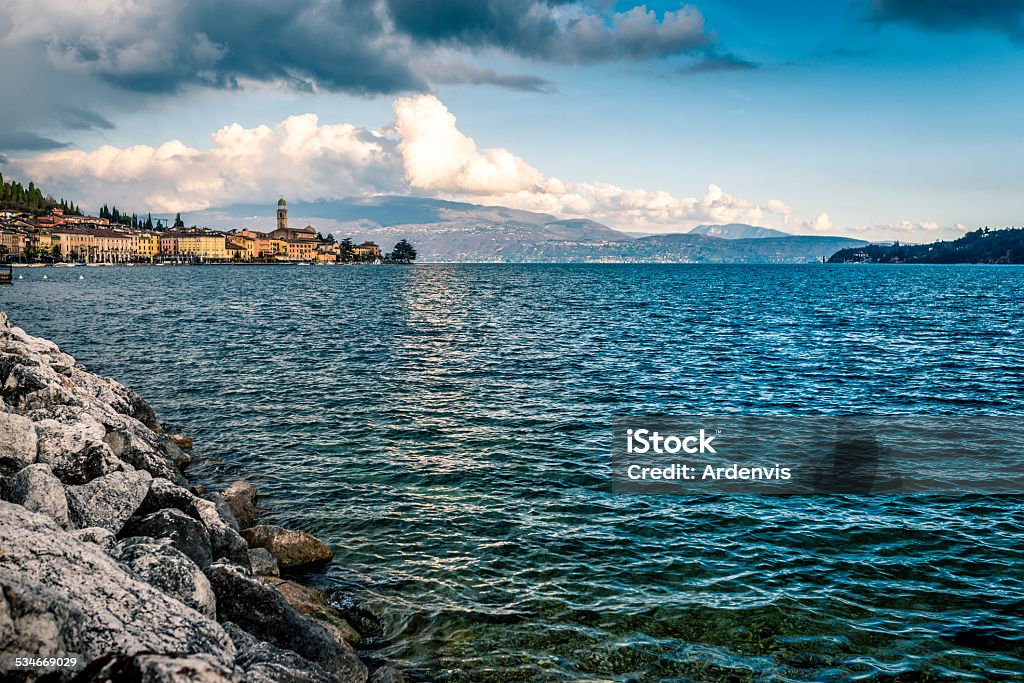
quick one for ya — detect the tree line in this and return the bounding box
[0,173,81,216]
[828,228,1024,264]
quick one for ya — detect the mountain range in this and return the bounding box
[192,196,867,263]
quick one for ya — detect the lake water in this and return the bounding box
[4,263,1024,681]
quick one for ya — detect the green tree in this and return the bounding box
[339,238,355,262]
[390,239,417,264]
[173,213,185,228]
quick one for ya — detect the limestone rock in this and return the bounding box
[92,408,187,483]
[74,653,240,682]
[66,468,152,533]
[196,498,251,568]
[136,477,202,520]
[112,537,217,619]
[170,433,193,449]
[33,413,123,485]
[121,507,214,569]
[69,526,116,549]
[207,562,367,683]
[0,410,37,471]
[249,548,279,577]
[0,502,235,671]
[6,463,69,528]
[241,525,333,570]
[221,481,257,529]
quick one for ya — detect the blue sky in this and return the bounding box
[1,1,1022,238]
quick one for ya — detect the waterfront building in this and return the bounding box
[353,241,381,260]
[89,229,136,263]
[137,232,160,262]
[0,229,26,257]
[51,227,93,261]
[226,233,257,260]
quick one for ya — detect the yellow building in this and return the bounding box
[226,234,256,260]
[178,232,229,260]
[137,231,160,261]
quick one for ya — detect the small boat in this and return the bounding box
[79,275,85,280]
[42,275,49,280]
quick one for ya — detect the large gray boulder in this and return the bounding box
[6,463,69,528]
[33,412,124,485]
[111,537,217,619]
[0,410,37,472]
[94,408,187,483]
[121,507,214,569]
[221,481,258,529]
[136,477,202,519]
[0,502,235,671]
[207,562,367,683]
[249,548,279,577]
[196,498,251,569]
[69,526,116,550]
[241,525,333,571]
[66,468,152,533]
[224,622,334,683]
[73,653,240,682]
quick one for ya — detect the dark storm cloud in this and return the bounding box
[0,131,69,151]
[8,0,425,95]
[3,0,715,102]
[385,0,711,63]
[866,0,1024,41]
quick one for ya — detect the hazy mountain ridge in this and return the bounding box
[689,223,791,239]
[198,196,866,263]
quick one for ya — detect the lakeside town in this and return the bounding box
[0,175,416,265]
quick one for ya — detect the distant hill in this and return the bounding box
[689,223,791,239]
[828,228,1024,264]
[194,196,865,263]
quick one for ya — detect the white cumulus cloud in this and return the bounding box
[7,94,954,238]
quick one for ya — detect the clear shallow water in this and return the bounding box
[4,263,1024,681]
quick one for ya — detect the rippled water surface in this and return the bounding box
[4,264,1024,681]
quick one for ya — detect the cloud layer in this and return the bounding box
[10,94,842,235]
[0,1,713,97]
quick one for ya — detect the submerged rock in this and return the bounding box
[221,480,258,529]
[264,577,362,646]
[112,536,217,619]
[207,562,367,683]
[6,463,69,528]
[121,507,214,569]
[66,468,152,533]
[0,502,235,670]
[241,524,333,570]
[170,433,193,449]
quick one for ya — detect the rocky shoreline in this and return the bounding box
[0,312,397,682]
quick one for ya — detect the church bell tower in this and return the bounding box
[276,197,288,231]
